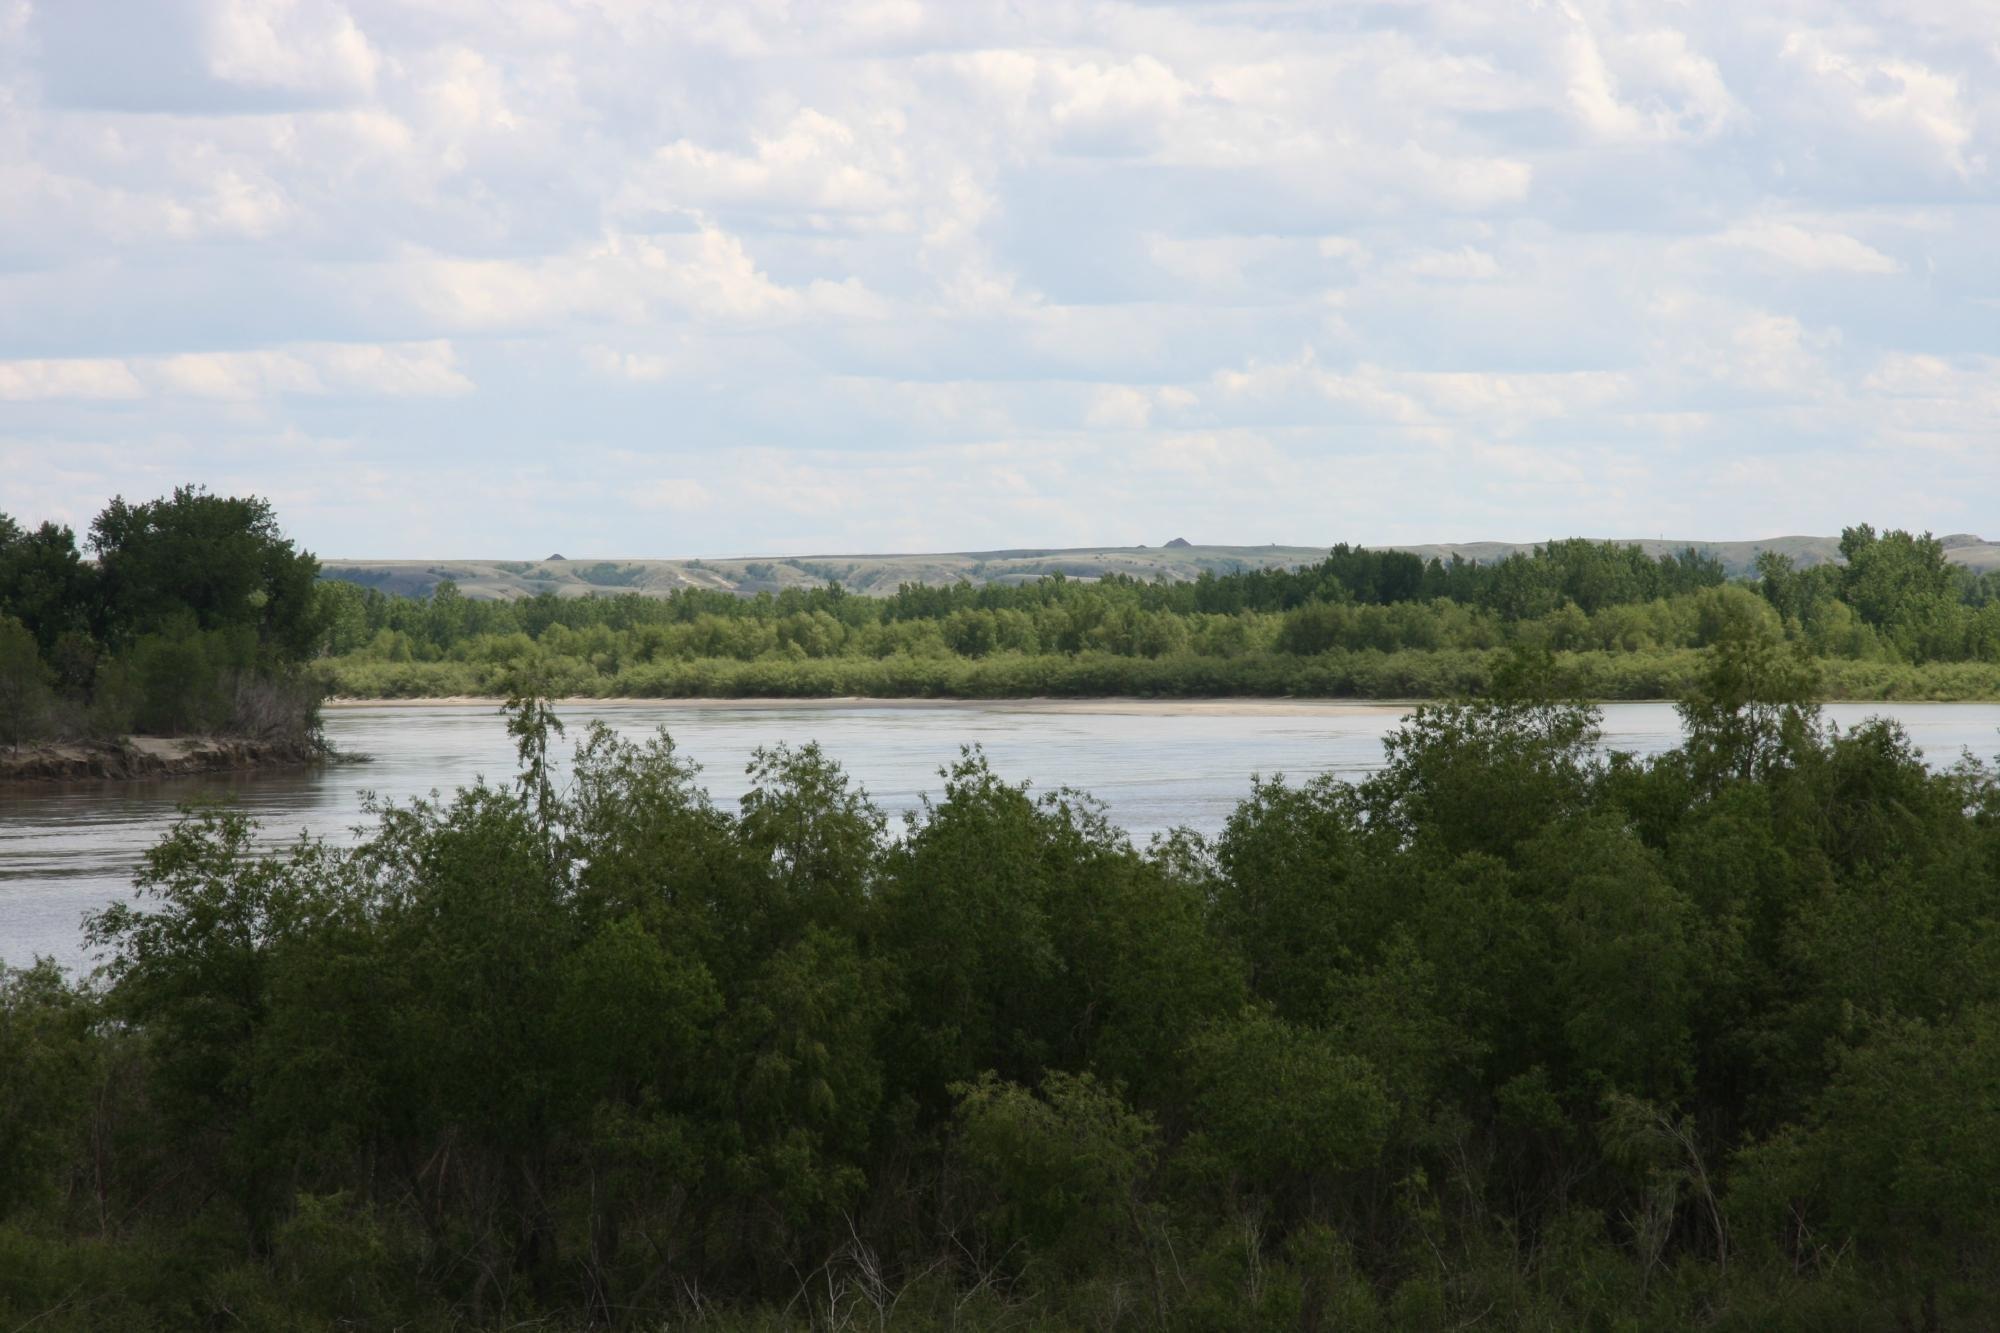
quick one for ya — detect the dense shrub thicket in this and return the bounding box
[2,634,1996,1329]
[315,528,2000,701]
[0,488,323,746]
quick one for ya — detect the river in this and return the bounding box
[5,698,1999,973]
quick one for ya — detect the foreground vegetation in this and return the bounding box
[3,633,1996,1329]
[315,527,2000,702]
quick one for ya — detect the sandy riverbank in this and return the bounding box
[321,695,1416,717]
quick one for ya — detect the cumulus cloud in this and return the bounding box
[631,109,916,225]
[1563,21,1739,144]
[1712,221,1903,274]
[1782,31,1982,178]
[2,0,1996,555]
[203,0,381,102]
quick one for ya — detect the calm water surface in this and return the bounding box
[5,699,1998,972]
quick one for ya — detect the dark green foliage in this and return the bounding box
[953,1070,1162,1280]
[6,623,2000,1329]
[0,488,324,743]
[1184,1010,1392,1189]
[1731,1006,2000,1324]
[0,615,54,746]
[0,518,96,654]
[0,962,96,1215]
[89,485,323,660]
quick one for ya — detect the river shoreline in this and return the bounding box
[320,694,1417,716]
[318,693,2000,713]
[0,736,322,785]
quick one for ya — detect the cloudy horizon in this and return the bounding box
[2,0,1996,559]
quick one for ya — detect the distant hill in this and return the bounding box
[320,535,2000,601]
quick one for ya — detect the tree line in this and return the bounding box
[2,633,1995,1328]
[10,489,2000,731]
[0,488,322,747]
[317,527,2000,702]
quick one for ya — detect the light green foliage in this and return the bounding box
[313,577,374,656]
[1840,526,1958,655]
[307,529,2000,704]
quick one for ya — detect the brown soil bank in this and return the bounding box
[0,736,320,784]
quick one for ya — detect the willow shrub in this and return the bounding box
[8,622,2000,1329]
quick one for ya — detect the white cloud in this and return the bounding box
[1713,220,1902,274]
[1085,385,1154,429]
[3,0,1997,553]
[1648,296,1843,399]
[203,0,380,101]
[1565,22,1738,145]
[0,343,471,402]
[1782,32,1982,177]
[309,341,475,396]
[0,358,146,401]
[409,229,888,329]
[151,350,325,399]
[420,47,520,137]
[633,108,914,223]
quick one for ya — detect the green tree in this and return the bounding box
[313,578,374,656]
[83,808,333,1247]
[0,518,96,654]
[90,485,323,662]
[1675,614,1821,784]
[1839,526,1959,661]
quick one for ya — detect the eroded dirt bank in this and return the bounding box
[0,736,319,784]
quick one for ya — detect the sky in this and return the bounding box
[1,0,1997,559]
